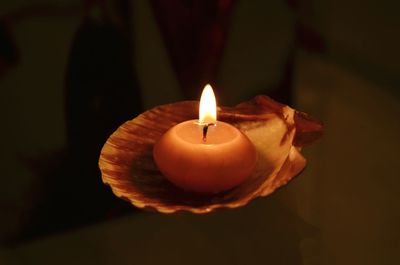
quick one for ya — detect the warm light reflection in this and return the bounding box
[199,84,217,124]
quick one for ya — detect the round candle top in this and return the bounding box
[153,85,257,193]
[175,120,237,145]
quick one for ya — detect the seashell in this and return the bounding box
[99,95,323,213]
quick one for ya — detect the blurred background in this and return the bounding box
[0,0,399,264]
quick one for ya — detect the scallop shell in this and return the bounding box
[99,95,323,213]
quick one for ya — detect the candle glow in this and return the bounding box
[199,84,217,124]
[153,84,257,193]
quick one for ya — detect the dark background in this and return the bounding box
[0,0,399,264]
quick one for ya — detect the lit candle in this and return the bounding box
[153,85,257,193]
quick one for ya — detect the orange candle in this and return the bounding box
[153,85,257,193]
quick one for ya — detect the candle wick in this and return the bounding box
[202,123,215,142]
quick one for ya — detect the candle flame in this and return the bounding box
[199,84,217,124]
